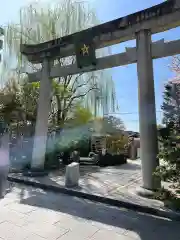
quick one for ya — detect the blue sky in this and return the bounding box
[0,0,179,131]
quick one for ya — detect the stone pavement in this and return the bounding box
[10,160,142,194]
[8,160,168,211]
[0,184,180,240]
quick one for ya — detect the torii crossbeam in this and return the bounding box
[21,0,180,193]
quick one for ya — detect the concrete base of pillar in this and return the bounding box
[136,186,155,198]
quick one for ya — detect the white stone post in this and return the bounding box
[136,29,161,191]
[31,58,52,169]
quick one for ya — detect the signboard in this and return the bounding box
[75,34,97,68]
[21,0,178,57]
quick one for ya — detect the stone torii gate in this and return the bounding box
[20,0,180,192]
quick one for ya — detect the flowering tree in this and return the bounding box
[156,55,180,189]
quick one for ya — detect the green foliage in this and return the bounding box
[0,0,120,169]
[66,106,93,127]
[20,79,39,121]
[0,77,39,124]
[101,115,125,135]
[106,135,128,154]
[44,150,60,170]
[0,78,22,123]
[153,187,175,201]
[156,83,180,186]
[92,115,125,136]
[161,83,180,125]
[72,137,90,157]
[153,187,180,211]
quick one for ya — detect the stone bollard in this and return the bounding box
[65,162,80,188]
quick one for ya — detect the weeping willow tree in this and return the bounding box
[2,0,117,125]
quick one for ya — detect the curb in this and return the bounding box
[7,175,180,221]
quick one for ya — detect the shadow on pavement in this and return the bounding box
[16,185,180,240]
[118,162,141,171]
[9,163,140,196]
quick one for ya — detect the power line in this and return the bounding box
[107,110,163,115]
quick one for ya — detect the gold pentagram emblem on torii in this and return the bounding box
[75,39,97,68]
[81,44,89,55]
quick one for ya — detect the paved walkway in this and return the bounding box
[9,160,167,210]
[0,184,180,240]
